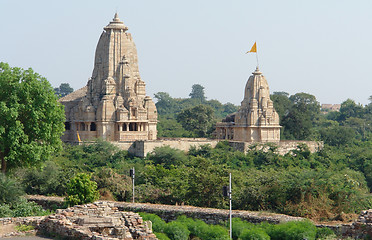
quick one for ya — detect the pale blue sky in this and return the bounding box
[1,0,371,105]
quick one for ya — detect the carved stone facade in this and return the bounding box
[216,67,281,142]
[60,13,157,142]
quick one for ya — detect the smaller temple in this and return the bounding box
[216,67,281,142]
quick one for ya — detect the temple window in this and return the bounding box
[90,122,96,131]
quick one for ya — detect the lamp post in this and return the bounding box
[223,173,232,239]
[129,167,135,203]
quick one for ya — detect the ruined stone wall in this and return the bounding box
[229,140,323,155]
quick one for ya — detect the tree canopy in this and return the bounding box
[189,84,206,102]
[0,62,65,173]
[54,83,74,98]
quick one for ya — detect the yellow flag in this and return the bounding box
[246,42,257,53]
[77,131,81,142]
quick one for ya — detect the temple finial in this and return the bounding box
[113,12,120,22]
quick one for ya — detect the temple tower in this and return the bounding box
[216,67,281,142]
[60,13,157,142]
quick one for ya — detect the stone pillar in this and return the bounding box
[87,122,91,132]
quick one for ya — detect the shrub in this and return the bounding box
[0,173,24,205]
[174,215,229,240]
[139,212,167,233]
[164,221,190,240]
[12,198,51,217]
[18,161,69,196]
[15,224,34,232]
[232,218,254,239]
[240,228,270,240]
[0,204,12,217]
[155,232,171,240]
[92,168,131,201]
[65,173,100,206]
[268,220,317,240]
[148,146,188,168]
[316,227,336,239]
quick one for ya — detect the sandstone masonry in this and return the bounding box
[60,13,157,143]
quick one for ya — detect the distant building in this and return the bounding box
[216,67,281,142]
[321,104,341,113]
[60,13,157,142]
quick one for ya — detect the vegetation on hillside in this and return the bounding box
[2,64,372,224]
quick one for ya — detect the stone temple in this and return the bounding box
[60,13,157,142]
[216,67,281,142]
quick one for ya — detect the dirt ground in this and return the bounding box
[0,224,17,236]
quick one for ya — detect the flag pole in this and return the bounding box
[255,41,259,68]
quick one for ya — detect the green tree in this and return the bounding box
[177,105,215,137]
[338,99,364,121]
[281,93,320,140]
[270,92,292,121]
[65,173,100,206]
[189,84,206,102]
[154,92,178,116]
[0,62,65,173]
[54,83,73,98]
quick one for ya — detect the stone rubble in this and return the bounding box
[37,201,157,240]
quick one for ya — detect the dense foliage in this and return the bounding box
[3,76,372,224]
[139,213,335,240]
[0,62,65,173]
[0,173,50,217]
[154,85,239,138]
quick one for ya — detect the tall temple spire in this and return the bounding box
[104,13,128,31]
[60,14,157,142]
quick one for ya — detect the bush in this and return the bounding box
[15,224,34,232]
[268,220,317,240]
[0,204,12,217]
[316,227,336,239]
[164,221,190,240]
[240,228,270,240]
[139,212,167,233]
[148,146,188,168]
[12,198,51,217]
[65,173,100,206]
[232,218,254,239]
[0,198,50,218]
[174,215,229,240]
[0,173,24,204]
[92,168,131,201]
[18,161,69,196]
[155,232,171,240]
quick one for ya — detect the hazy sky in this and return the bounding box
[1,0,371,105]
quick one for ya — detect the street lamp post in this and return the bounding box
[223,173,232,239]
[130,167,135,203]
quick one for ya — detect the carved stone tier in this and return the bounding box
[216,67,281,143]
[60,13,157,142]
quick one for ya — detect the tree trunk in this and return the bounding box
[0,151,5,174]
